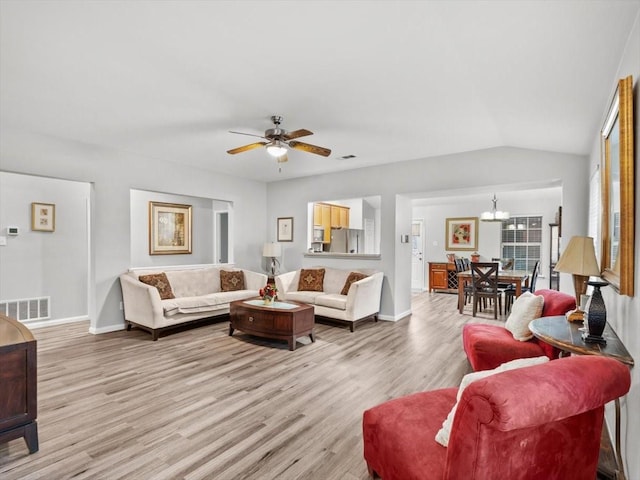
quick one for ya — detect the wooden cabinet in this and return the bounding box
[314,203,349,241]
[330,205,350,228]
[313,204,322,226]
[0,314,38,453]
[428,262,458,293]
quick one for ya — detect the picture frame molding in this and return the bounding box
[445,216,479,251]
[31,202,56,232]
[149,201,193,255]
[277,217,294,242]
[600,75,634,296]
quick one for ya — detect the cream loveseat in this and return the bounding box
[275,267,384,331]
[120,265,266,340]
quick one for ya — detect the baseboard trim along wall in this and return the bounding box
[26,315,89,329]
[89,323,126,335]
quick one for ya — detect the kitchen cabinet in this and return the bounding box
[313,204,322,226]
[313,203,332,243]
[314,203,349,241]
[330,205,350,228]
[428,262,458,293]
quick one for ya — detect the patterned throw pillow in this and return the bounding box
[340,272,368,295]
[220,270,245,291]
[139,272,175,300]
[297,268,325,292]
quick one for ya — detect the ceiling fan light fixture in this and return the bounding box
[266,142,287,157]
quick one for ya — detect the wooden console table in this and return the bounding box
[529,316,633,480]
[428,262,457,293]
[0,314,38,453]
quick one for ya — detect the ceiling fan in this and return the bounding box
[226,115,331,163]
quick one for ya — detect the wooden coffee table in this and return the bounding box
[229,299,315,351]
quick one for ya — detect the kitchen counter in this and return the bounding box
[304,252,381,260]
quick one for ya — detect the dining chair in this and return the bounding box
[470,262,501,318]
[455,258,472,306]
[504,260,540,314]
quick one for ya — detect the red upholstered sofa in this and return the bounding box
[462,289,575,371]
[362,356,630,480]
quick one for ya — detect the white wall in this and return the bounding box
[0,128,267,333]
[267,146,587,320]
[130,189,216,267]
[0,171,90,321]
[588,11,640,479]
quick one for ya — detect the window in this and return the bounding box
[501,216,542,271]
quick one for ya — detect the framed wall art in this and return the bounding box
[277,217,293,242]
[601,75,634,296]
[31,202,55,232]
[149,201,192,255]
[445,217,478,251]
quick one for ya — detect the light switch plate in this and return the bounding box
[0,236,7,246]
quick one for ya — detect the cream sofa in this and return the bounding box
[120,265,267,340]
[275,267,384,332]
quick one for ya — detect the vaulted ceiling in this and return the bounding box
[1,1,638,182]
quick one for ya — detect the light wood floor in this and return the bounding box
[0,292,500,480]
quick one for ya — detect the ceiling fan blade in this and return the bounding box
[288,140,332,157]
[226,142,268,154]
[228,130,267,139]
[277,153,289,163]
[283,129,313,140]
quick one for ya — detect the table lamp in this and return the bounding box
[262,242,282,277]
[553,236,601,322]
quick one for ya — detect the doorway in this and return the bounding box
[216,211,229,264]
[411,219,425,291]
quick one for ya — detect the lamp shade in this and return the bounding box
[263,242,282,258]
[554,236,600,276]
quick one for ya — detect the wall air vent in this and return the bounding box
[0,296,50,322]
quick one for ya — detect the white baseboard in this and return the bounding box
[25,315,88,329]
[89,323,126,335]
[377,309,412,322]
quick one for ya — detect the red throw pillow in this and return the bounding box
[340,272,368,295]
[298,268,325,292]
[139,272,175,300]
[220,270,245,291]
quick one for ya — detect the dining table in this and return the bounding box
[457,269,530,313]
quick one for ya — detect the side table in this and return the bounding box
[529,316,633,480]
[0,313,38,453]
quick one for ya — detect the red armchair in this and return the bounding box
[362,356,630,480]
[462,289,575,371]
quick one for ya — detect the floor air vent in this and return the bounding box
[0,296,50,322]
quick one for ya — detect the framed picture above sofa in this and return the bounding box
[149,201,192,255]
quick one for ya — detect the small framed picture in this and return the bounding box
[149,201,192,255]
[31,202,56,232]
[277,217,294,242]
[445,217,478,251]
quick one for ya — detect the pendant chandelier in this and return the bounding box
[480,194,510,222]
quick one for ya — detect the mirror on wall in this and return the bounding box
[601,75,634,296]
[307,196,381,255]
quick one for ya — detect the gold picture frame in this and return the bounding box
[601,75,634,296]
[149,201,192,255]
[31,202,55,232]
[445,217,478,251]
